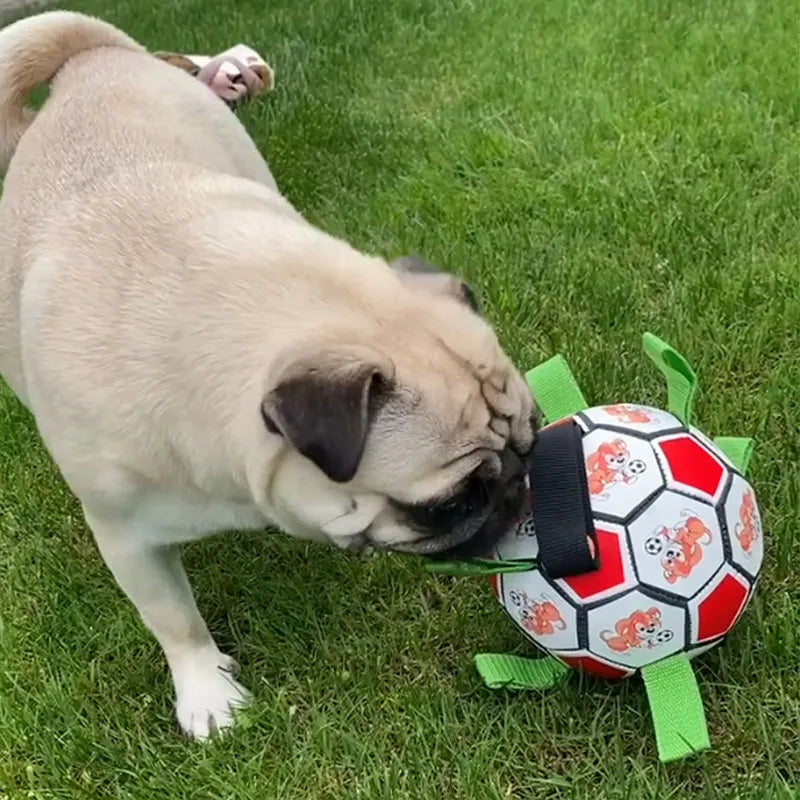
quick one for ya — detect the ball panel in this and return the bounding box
[490,405,756,681]
[581,404,684,436]
[585,590,686,669]
[627,492,724,599]
[688,567,750,643]
[498,570,580,651]
[575,412,593,433]
[687,638,724,660]
[723,474,764,580]
[494,512,538,561]
[655,433,727,503]
[689,426,736,471]
[581,428,664,520]
[558,525,636,603]
[553,651,634,681]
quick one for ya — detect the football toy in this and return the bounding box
[428,333,763,763]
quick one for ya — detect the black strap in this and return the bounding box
[529,419,598,579]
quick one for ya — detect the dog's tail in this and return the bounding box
[0,10,143,171]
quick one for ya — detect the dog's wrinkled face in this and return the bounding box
[261,255,537,558]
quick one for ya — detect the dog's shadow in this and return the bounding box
[183,529,354,653]
[180,526,442,686]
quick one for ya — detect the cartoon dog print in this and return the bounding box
[509,591,566,636]
[600,608,673,653]
[735,490,759,555]
[644,512,712,584]
[604,404,654,424]
[585,438,647,498]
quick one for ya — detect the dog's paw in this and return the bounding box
[173,650,252,740]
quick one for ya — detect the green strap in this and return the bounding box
[642,333,698,425]
[474,653,570,690]
[425,558,537,576]
[641,655,710,762]
[714,436,754,474]
[525,355,588,424]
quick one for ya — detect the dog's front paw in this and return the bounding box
[173,650,252,740]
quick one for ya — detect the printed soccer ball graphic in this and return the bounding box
[491,403,764,680]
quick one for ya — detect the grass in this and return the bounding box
[1,0,799,796]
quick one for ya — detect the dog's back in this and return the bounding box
[0,11,277,400]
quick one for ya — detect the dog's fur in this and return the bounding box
[0,11,535,738]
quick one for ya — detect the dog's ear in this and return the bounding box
[391,254,479,313]
[262,347,395,483]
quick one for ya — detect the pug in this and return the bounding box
[0,11,536,738]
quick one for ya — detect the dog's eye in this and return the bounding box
[415,494,476,526]
[407,485,480,529]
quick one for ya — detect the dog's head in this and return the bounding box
[260,255,537,558]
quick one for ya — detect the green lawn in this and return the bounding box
[1,0,799,797]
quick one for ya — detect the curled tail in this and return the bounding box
[600,629,628,652]
[0,10,143,170]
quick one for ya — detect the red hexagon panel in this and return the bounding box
[552,650,634,681]
[689,567,751,643]
[690,426,735,471]
[655,433,728,503]
[557,524,635,604]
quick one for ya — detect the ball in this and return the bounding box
[490,403,764,680]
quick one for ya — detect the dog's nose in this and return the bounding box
[499,448,526,514]
[500,447,524,482]
[502,471,526,513]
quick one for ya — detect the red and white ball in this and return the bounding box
[491,403,763,680]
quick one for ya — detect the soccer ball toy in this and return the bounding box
[428,333,763,763]
[492,404,762,678]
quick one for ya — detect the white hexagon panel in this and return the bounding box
[654,432,729,504]
[581,428,663,519]
[686,639,724,661]
[497,570,578,652]
[577,404,684,436]
[688,566,751,644]
[494,512,539,561]
[586,590,686,669]
[723,474,764,580]
[627,492,724,599]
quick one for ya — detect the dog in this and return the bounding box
[649,515,712,583]
[604,404,652,424]
[585,438,638,497]
[509,591,566,636]
[736,490,759,555]
[0,12,536,738]
[600,608,663,653]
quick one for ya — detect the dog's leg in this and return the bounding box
[84,508,251,740]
